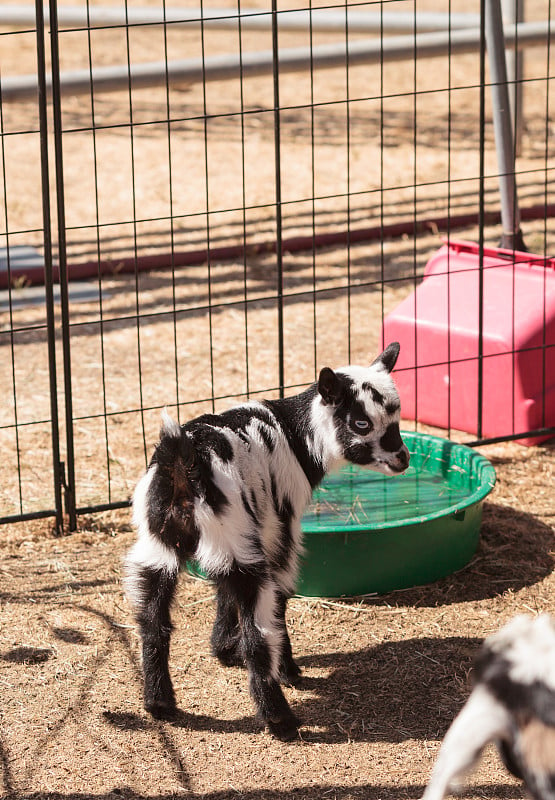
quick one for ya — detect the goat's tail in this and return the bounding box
[140,410,198,552]
[155,409,195,479]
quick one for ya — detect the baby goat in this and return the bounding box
[125,342,409,739]
[423,614,555,800]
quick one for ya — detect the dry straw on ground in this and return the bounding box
[0,436,554,800]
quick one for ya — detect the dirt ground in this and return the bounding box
[1,1,555,799]
[0,436,554,800]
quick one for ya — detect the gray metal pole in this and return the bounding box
[0,5,480,33]
[485,0,525,249]
[0,20,552,103]
[502,0,524,155]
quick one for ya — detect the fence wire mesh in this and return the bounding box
[0,0,553,530]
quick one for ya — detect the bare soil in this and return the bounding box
[0,437,554,800]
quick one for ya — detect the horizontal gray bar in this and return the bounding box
[1,22,551,102]
[1,5,480,33]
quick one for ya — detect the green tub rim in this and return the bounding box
[301,431,496,535]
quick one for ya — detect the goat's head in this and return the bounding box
[315,342,410,476]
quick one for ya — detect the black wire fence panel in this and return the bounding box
[0,0,553,530]
[1,3,65,529]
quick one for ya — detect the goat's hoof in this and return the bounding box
[266,714,300,741]
[279,665,302,688]
[145,698,177,721]
[214,649,245,668]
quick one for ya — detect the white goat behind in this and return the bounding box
[423,613,555,800]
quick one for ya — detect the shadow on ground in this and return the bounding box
[0,784,525,800]
[98,633,477,744]
[362,501,555,609]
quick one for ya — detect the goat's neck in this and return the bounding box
[264,388,340,489]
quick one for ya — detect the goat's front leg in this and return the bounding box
[127,562,179,719]
[226,571,300,740]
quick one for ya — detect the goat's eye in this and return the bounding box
[354,419,370,430]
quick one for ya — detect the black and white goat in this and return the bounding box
[423,614,555,800]
[125,342,409,739]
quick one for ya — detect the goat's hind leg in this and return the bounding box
[276,592,302,687]
[211,587,243,667]
[234,573,300,740]
[126,557,179,720]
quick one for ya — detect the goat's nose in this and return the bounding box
[398,447,410,469]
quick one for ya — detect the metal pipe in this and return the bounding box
[1,21,552,102]
[485,0,525,250]
[502,0,524,155]
[0,5,481,33]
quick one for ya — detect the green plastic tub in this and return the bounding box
[297,431,496,597]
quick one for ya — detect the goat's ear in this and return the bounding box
[372,342,400,373]
[318,367,344,406]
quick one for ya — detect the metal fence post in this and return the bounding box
[272,0,285,398]
[48,0,77,529]
[34,0,64,532]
